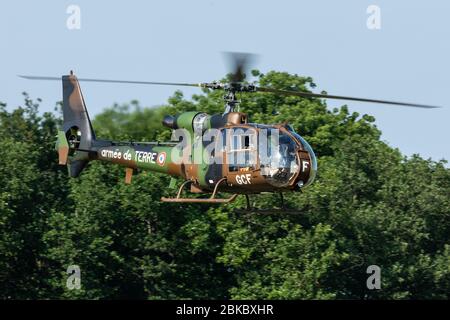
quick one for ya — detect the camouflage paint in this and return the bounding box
[57,72,316,200]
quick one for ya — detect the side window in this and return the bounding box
[220,129,227,152]
[230,132,255,151]
[244,136,250,149]
[232,135,240,150]
[226,127,257,172]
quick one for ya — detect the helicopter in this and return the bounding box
[20,53,440,208]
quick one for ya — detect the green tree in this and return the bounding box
[0,71,448,300]
[0,95,68,299]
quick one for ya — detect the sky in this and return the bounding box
[1,0,449,162]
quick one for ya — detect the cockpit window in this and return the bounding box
[225,127,257,172]
[231,133,254,151]
[259,129,299,187]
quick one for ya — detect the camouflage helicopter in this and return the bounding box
[20,54,440,209]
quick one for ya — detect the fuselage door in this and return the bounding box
[223,127,259,187]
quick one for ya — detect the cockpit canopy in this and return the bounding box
[223,125,317,188]
[259,130,299,187]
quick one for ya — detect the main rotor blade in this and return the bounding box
[256,87,441,109]
[19,75,204,88]
[223,52,257,83]
[19,75,441,108]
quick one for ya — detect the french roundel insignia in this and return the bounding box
[157,152,166,166]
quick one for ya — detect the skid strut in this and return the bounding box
[161,177,238,203]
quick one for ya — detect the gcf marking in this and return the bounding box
[157,152,166,166]
[236,174,252,185]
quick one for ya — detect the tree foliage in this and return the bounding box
[0,72,448,299]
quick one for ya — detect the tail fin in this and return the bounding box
[56,71,96,177]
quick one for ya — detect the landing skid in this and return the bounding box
[161,178,238,204]
[162,180,302,214]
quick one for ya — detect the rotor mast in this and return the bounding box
[221,82,257,114]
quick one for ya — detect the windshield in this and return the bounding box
[259,130,299,187]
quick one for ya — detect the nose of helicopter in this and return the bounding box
[291,132,317,188]
[258,128,317,189]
